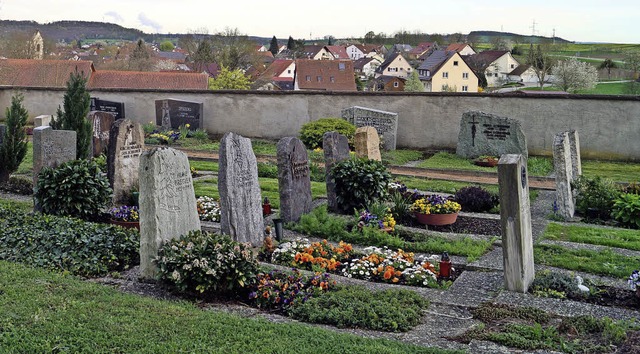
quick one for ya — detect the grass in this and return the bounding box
[541,223,640,251]
[522,82,632,95]
[190,160,219,173]
[0,198,32,213]
[193,177,327,209]
[395,176,499,195]
[533,244,640,278]
[0,261,456,354]
[15,140,33,176]
[583,160,640,183]
[417,152,553,177]
[382,149,424,166]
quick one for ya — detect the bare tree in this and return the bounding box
[526,44,555,90]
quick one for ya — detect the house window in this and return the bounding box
[441,85,447,90]
[442,72,448,78]
[388,68,392,72]
[462,72,469,79]
[317,76,322,82]
[462,85,468,92]
[305,75,311,81]
[287,70,291,74]
[338,62,346,71]
[453,61,459,66]
[511,64,515,69]
[330,76,335,83]
[393,81,399,88]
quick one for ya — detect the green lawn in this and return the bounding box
[541,223,640,251]
[190,160,219,173]
[522,82,632,95]
[0,198,32,212]
[534,244,640,278]
[583,160,640,183]
[0,261,454,354]
[395,175,499,195]
[15,140,33,176]
[416,152,553,177]
[382,149,424,166]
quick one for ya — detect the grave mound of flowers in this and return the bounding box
[265,238,456,289]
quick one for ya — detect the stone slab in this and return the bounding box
[354,126,381,161]
[88,111,115,157]
[32,126,76,186]
[90,97,125,120]
[553,131,575,219]
[34,115,52,127]
[155,98,203,130]
[139,147,200,279]
[276,137,312,223]
[341,106,398,150]
[107,119,145,206]
[456,111,527,159]
[323,132,350,212]
[218,132,263,246]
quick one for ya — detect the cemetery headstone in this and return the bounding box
[456,111,528,159]
[139,147,200,279]
[341,106,398,150]
[32,126,76,185]
[553,131,575,219]
[498,154,535,293]
[154,99,203,130]
[323,132,350,212]
[107,119,145,205]
[88,111,115,157]
[218,132,263,246]
[566,130,582,179]
[354,126,381,161]
[276,137,312,223]
[34,115,52,127]
[90,97,126,120]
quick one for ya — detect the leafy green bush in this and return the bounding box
[611,193,640,228]
[0,176,33,195]
[34,159,112,221]
[530,270,587,299]
[572,176,620,218]
[332,158,391,214]
[156,231,258,296]
[299,118,355,150]
[288,286,429,332]
[454,186,498,213]
[0,207,139,276]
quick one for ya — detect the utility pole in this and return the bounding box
[552,28,556,45]
[530,19,537,37]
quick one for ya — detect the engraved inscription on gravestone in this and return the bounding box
[90,97,125,120]
[341,106,398,150]
[456,111,527,159]
[154,99,204,130]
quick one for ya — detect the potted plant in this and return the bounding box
[356,209,396,233]
[473,155,499,167]
[410,194,461,226]
[628,270,640,300]
[109,205,140,230]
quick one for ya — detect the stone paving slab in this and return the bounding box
[539,239,640,258]
[442,270,504,307]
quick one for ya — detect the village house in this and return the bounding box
[466,50,520,87]
[346,44,385,61]
[376,52,413,79]
[371,75,405,92]
[445,43,476,56]
[508,64,539,84]
[293,59,356,91]
[417,50,478,92]
[407,42,438,60]
[353,57,381,80]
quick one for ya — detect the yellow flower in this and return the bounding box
[185,124,191,128]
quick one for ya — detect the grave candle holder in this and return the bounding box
[439,251,452,279]
[262,197,272,216]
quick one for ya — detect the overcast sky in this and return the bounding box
[1,0,638,43]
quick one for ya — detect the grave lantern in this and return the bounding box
[439,252,452,279]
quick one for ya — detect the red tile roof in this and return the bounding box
[260,59,294,79]
[446,43,471,52]
[0,59,94,88]
[295,59,356,91]
[325,46,350,59]
[88,71,209,90]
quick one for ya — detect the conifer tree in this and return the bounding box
[50,69,91,159]
[269,36,279,56]
[0,94,28,182]
[287,36,295,50]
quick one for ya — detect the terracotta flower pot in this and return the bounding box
[474,159,498,167]
[109,219,140,231]
[415,212,458,226]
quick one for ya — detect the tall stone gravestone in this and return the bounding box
[107,119,145,205]
[354,126,381,161]
[88,111,115,157]
[154,99,203,130]
[323,132,350,212]
[139,147,200,279]
[32,126,76,185]
[498,154,535,293]
[341,106,398,150]
[553,130,582,219]
[457,111,528,159]
[34,115,52,127]
[218,132,263,246]
[90,97,125,120]
[277,137,312,223]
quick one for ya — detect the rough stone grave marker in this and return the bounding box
[323,131,350,212]
[457,111,527,159]
[566,130,582,180]
[32,126,76,185]
[277,137,312,223]
[354,126,381,161]
[88,111,115,157]
[553,131,577,219]
[139,147,200,279]
[34,115,52,127]
[341,106,398,150]
[107,119,145,205]
[154,98,203,130]
[218,132,263,246]
[90,97,125,120]
[498,154,535,293]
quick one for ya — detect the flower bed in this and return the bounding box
[196,196,221,222]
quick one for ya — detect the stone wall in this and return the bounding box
[2,87,640,160]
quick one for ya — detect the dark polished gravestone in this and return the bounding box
[323,132,350,213]
[88,111,115,157]
[90,97,125,120]
[218,132,263,246]
[154,99,203,130]
[277,137,312,223]
[456,111,527,159]
[341,106,398,150]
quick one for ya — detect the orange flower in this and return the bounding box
[383,268,393,280]
[392,277,399,283]
[394,270,402,277]
[262,291,269,298]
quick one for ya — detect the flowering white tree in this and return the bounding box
[552,58,598,93]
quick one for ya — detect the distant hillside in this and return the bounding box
[468,30,571,44]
